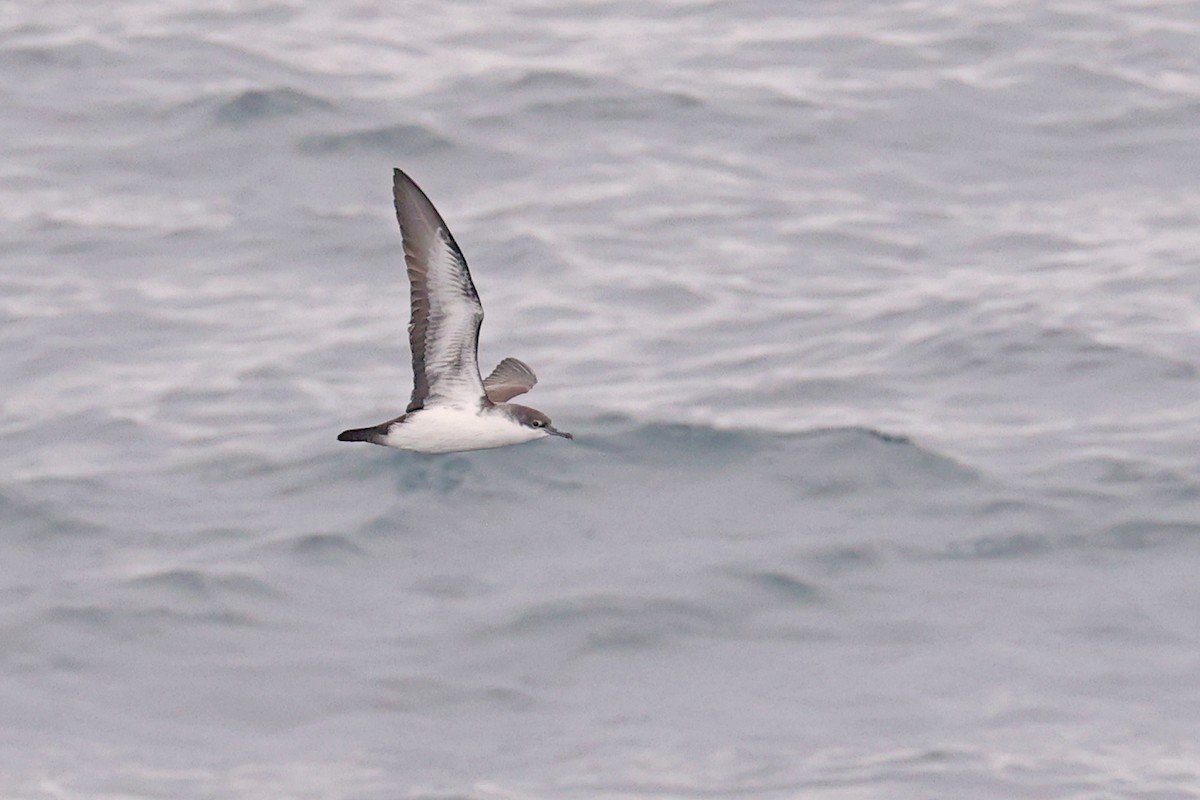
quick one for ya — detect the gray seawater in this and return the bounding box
[3,1,1200,797]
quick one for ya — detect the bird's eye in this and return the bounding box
[532,420,543,427]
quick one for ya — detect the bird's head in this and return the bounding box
[506,404,573,441]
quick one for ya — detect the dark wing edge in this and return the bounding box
[483,357,538,402]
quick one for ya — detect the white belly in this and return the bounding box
[379,406,545,453]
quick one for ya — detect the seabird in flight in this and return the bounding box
[338,169,572,453]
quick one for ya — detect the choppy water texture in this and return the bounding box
[3,1,1200,797]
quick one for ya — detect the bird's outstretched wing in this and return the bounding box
[483,357,538,402]
[393,169,487,411]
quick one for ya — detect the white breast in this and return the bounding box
[379,406,546,454]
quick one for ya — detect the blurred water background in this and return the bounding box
[3,1,1200,797]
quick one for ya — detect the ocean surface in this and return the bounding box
[3,1,1200,797]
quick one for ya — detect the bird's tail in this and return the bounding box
[337,424,388,444]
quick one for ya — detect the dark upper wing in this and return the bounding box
[393,168,487,411]
[483,357,538,402]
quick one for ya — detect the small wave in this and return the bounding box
[601,420,766,460]
[299,123,456,155]
[1,187,232,232]
[580,418,978,493]
[492,594,729,651]
[522,90,703,122]
[0,40,126,71]
[286,532,366,559]
[739,570,823,604]
[509,69,597,92]
[458,68,703,124]
[0,487,107,541]
[897,323,1196,392]
[796,426,982,491]
[210,87,334,125]
[925,518,1200,562]
[938,531,1057,560]
[812,544,882,572]
[411,574,491,600]
[384,455,475,495]
[369,677,534,713]
[1103,519,1200,551]
[124,568,279,599]
[43,604,258,632]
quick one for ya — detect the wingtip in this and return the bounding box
[393,168,423,203]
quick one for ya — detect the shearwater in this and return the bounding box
[338,169,573,454]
